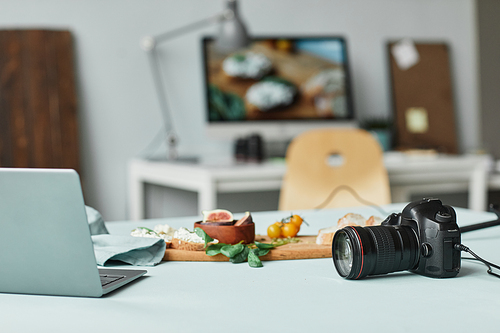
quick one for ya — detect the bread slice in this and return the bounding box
[315,213,383,246]
[164,239,172,248]
[366,215,383,226]
[171,239,206,251]
[337,213,367,229]
[316,225,338,245]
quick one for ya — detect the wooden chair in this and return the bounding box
[279,128,391,210]
[0,30,80,173]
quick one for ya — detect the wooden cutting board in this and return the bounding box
[162,235,331,262]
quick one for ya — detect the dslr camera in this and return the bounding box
[332,198,461,279]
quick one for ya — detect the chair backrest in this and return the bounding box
[279,128,391,210]
[0,29,79,173]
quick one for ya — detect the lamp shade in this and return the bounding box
[216,0,250,53]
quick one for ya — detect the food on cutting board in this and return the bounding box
[131,224,177,247]
[196,210,255,244]
[201,209,253,226]
[171,227,219,251]
[222,52,273,80]
[316,213,383,245]
[198,228,277,268]
[302,68,347,118]
[133,209,255,251]
[267,214,308,239]
[234,211,253,226]
[202,209,233,223]
[245,77,297,113]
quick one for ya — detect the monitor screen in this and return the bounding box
[202,36,356,141]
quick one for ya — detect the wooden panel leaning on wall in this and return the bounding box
[0,30,80,173]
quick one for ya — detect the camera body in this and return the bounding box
[382,198,461,278]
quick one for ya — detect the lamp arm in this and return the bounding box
[141,11,230,51]
[141,10,232,159]
[145,48,173,134]
[155,12,227,45]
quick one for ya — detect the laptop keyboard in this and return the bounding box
[100,274,126,287]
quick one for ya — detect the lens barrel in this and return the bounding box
[332,225,419,279]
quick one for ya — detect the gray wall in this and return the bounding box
[478,0,500,159]
[0,0,480,221]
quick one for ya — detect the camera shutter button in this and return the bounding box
[421,243,433,258]
[435,211,452,222]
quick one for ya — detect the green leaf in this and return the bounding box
[137,227,158,235]
[232,53,246,62]
[220,243,244,258]
[254,241,275,250]
[248,249,263,268]
[229,246,250,264]
[206,243,225,256]
[255,248,270,257]
[194,227,214,248]
[207,84,245,121]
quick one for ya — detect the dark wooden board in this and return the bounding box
[0,30,79,172]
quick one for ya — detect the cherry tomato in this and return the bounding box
[267,224,282,238]
[289,215,303,228]
[282,223,299,238]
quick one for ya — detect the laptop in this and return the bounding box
[0,168,147,297]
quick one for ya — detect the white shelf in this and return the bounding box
[128,153,492,220]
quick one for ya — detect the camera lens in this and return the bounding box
[332,225,419,279]
[333,231,353,277]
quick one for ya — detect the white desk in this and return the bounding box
[1,204,499,332]
[128,153,491,220]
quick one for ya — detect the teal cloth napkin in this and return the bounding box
[86,206,109,235]
[91,234,166,266]
[85,206,165,266]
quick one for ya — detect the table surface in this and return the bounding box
[2,203,499,332]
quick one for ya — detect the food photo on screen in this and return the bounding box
[203,37,354,123]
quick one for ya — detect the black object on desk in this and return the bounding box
[461,204,500,233]
[234,134,264,163]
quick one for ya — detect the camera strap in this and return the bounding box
[455,244,500,279]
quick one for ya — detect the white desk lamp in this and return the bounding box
[141,0,249,160]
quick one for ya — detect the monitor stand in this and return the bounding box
[146,155,199,164]
[264,140,290,159]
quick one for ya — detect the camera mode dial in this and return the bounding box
[435,211,452,223]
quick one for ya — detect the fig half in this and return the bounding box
[234,211,253,226]
[202,209,234,223]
